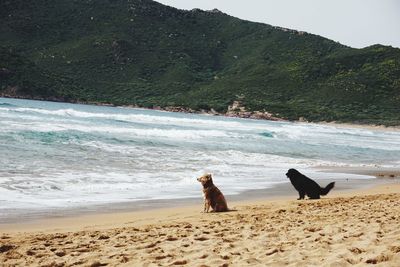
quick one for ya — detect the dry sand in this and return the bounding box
[0,181,399,267]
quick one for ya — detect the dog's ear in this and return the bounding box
[206,173,212,181]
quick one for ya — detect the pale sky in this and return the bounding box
[156,0,400,49]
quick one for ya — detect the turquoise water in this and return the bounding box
[0,97,399,219]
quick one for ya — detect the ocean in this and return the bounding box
[0,97,399,221]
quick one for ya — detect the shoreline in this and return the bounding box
[1,166,398,227]
[1,95,399,130]
[0,173,397,232]
[1,165,399,228]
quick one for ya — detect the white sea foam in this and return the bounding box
[3,124,233,140]
[3,106,248,128]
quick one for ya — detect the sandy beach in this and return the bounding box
[1,177,399,267]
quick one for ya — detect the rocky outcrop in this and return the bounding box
[149,102,285,121]
[153,106,195,113]
[225,100,284,121]
[0,86,19,97]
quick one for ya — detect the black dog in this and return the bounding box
[286,169,335,200]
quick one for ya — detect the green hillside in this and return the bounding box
[1,0,399,125]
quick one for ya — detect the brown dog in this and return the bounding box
[197,173,228,212]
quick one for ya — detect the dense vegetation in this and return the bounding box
[1,0,399,125]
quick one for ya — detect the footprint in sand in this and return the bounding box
[26,249,36,256]
[98,235,110,240]
[265,248,279,256]
[0,244,15,253]
[220,254,230,260]
[154,254,173,260]
[166,236,179,241]
[54,251,66,257]
[90,261,108,267]
[365,254,391,264]
[390,246,400,253]
[194,237,209,241]
[171,259,188,265]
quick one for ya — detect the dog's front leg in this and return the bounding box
[205,200,211,213]
[298,191,305,200]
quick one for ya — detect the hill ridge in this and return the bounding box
[0,0,399,125]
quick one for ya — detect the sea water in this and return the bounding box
[0,97,399,221]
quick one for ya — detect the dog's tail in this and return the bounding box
[320,182,335,195]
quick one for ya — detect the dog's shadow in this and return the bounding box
[202,208,238,214]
